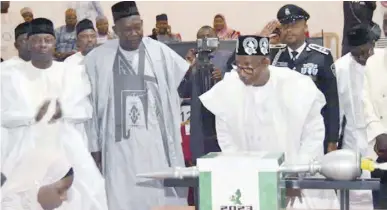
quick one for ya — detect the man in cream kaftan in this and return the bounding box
[200,35,339,210]
[1,18,107,210]
[84,2,188,209]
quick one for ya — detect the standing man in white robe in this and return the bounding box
[65,19,97,65]
[64,18,98,148]
[84,1,189,209]
[363,13,387,209]
[335,24,378,210]
[1,21,31,164]
[200,35,339,209]
[1,18,108,210]
[1,22,31,69]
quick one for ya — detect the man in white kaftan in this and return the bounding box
[84,2,189,209]
[1,21,31,165]
[1,18,108,210]
[200,35,339,210]
[335,24,378,209]
[64,18,98,148]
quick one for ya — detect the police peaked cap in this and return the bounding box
[277,4,310,24]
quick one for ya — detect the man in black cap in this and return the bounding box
[152,13,182,44]
[272,4,340,155]
[84,1,190,209]
[342,1,376,56]
[1,17,108,209]
[65,18,97,65]
[335,23,378,208]
[200,35,338,208]
[1,21,31,69]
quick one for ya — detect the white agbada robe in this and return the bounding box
[2,148,73,210]
[363,48,387,159]
[64,51,89,148]
[85,37,188,210]
[1,55,26,167]
[335,53,373,209]
[1,61,108,210]
[200,67,340,210]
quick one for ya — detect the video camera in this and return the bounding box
[194,37,220,93]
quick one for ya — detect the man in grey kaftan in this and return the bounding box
[84,2,189,210]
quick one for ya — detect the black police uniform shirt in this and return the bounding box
[271,42,340,145]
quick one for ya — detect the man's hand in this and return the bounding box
[375,133,387,159]
[286,188,303,206]
[49,100,62,124]
[185,48,196,66]
[91,151,102,173]
[258,20,280,37]
[35,100,51,122]
[212,68,222,81]
[327,142,338,153]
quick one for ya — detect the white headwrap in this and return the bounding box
[1,148,72,210]
[20,7,32,15]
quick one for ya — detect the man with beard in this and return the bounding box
[1,18,108,210]
[364,11,387,209]
[84,1,189,209]
[153,13,182,44]
[1,22,31,68]
[65,19,97,65]
[335,24,379,209]
[64,19,97,148]
[271,4,340,155]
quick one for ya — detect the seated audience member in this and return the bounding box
[154,13,182,43]
[20,7,33,23]
[1,1,18,60]
[1,148,74,210]
[54,8,78,61]
[95,15,116,45]
[213,14,239,40]
[363,13,387,208]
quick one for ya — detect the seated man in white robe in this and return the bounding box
[65,18,97,65]
[1,18,108,210]
[64,19,98,148]
[335,24,378,210]
[84,1,189,209]
[200,35,339,209]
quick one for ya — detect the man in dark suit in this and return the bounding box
[271,4,340,154]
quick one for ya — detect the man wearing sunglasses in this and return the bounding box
[200,35,339,209]
[271,4,340,155]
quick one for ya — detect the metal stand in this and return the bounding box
[340,189,350,210]
[164,178,380,210]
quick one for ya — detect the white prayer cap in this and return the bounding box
[96,15,108,22]
[20,7,32,15]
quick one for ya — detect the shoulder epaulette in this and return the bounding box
[270,44,287,49]
[308,44,330,55]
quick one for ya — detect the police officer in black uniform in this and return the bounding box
[272,4,340,154]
